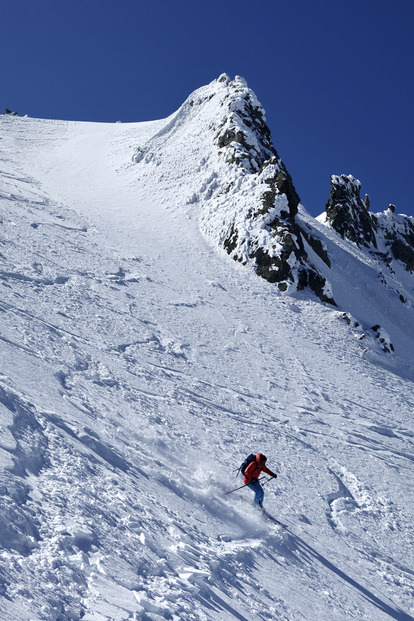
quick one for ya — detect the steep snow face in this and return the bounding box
[0,81,414,621]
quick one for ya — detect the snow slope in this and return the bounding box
[0,77,413,620]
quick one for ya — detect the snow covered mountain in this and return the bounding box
[0,75,413,620]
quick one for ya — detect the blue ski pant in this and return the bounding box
[247,480,264,506]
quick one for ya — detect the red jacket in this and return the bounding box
[243,453,276,484]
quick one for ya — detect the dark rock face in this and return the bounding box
[325,175,377,248]
[371,324,395,353]
[324,174,414,273]
[259,160,300,219]
[385,218,414,271]
[245,217,335,304]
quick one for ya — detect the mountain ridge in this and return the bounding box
[128,74,414,372]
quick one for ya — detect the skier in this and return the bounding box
[244,453,277,507]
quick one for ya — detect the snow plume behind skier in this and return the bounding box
[244,453,277,508]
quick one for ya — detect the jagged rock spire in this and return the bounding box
[325,175,377,248]
[214,76,300,217]
[323,174,414,273]
[210,76,334,304]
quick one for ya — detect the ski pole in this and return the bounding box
[224,476,266,495]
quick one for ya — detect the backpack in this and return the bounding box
[237,453,256,477]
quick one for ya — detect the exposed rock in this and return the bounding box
[389,228,414,271]
[301,229,331,267]
[371,324,395,353]
[260,160,300,218]
[339,314,394,355]
[325,175,377,248]
[215,78,284,171]
[324,176,414,272]
[340,312,360,328]
[373,205,414,272]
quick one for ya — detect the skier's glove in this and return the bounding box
[271,473,277,478]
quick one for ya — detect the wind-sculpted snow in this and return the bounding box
[0,88,413,620]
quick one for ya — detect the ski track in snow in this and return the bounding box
[0,100,413,621]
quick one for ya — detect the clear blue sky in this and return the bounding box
[2,0,413,218]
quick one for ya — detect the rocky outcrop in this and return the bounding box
[340,313,395,355]
[215,76,335,305]
[379,210,414,272]
[324,174,414,273]
[325,175,377,248]
[214,76,300,216]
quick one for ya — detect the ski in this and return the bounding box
[261,510,288,529]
